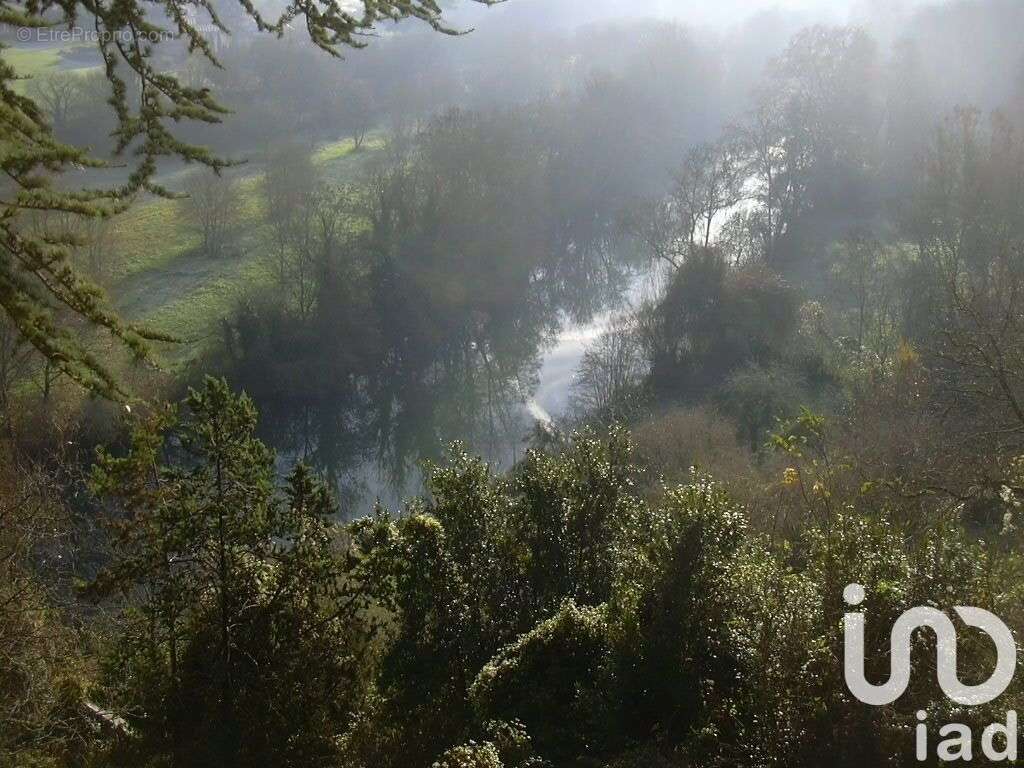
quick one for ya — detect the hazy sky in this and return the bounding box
[453,0,946,35]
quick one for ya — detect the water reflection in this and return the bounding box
[214,110,647,513]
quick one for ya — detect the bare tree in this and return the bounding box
[674,141,744,252]
[76,215,115,285]
[892,111,1024,500]
[27,208,115,286]
[26,71,83,134]
[716,208,766,267]
[936,271,1024,434]
[182,171,241,258]
[632,140,742,269]
[571,315,647,417]
[262,148,350,318]
[337,78,378,150]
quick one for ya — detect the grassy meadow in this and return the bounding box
[102,136,384,366]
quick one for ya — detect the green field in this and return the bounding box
[5,46,65,77]
[5,43,98,91]
[106,136,384,366]
[4,41,383,374]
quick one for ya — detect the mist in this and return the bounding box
[10,0,1024,499]
[8,0,1024,763]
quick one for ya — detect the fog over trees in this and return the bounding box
[4,0,1024,765]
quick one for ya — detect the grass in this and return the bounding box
[5,46,64,78]
[3,44,381,394]
[315,134,384,163]
[142,256,276,344]
[106,199,198,282]
[105,135,383,367]
[5,43,98,91]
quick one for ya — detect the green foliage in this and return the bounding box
[66,374,1024,768]
[512,427,645,612]
[89,377,368,768]
[12,18,1024,767]
[341,429,640,766]
[0,0,496,399]
[470,600,617,760]
[717,362,806,450]
[432,742,504,768]
[0,455,97,767]
[345,431,766,766]
[609,472,748,748]
[643,251,801,402]
[348,412,1024,768]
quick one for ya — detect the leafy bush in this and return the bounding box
[470,601,616,760]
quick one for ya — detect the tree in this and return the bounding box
[737,26,881,267]
[736,96,789,263]
[263,146,319,293]
[570,314,646,419]
[825,233,903,362]
[1,0,499,399]
[345,429,645,767]
[182,170,241,259]
[674,141,744,255]
[0,450,94,765]
[261,147,350,318]
[362,110,559,477]
[89,378,369,767]
[632,140,743,269]
[641,250,799,401]
[891,110,1024,500]
[330,77,378,150]
[25,71,83,135]
[24,204,115,285]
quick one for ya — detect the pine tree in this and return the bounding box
[89,377,371,767]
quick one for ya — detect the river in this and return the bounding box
[529,265,663,423]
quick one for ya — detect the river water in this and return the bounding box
[526,266,662,425]
[343,269,658,514]
[526,317,608,424]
